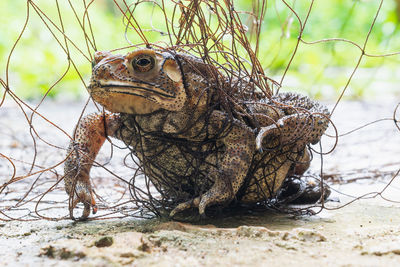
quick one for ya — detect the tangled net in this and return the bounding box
[1,0,399,221]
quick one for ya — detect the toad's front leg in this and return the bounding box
[64,113,121,220]
[170,111,255,217]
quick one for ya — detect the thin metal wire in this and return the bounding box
[0,0,399,221]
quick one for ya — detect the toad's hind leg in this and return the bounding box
[256,93,330,151]
[170,111,255,218]
[256,111,329,152]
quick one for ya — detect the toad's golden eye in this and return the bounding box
[132,54,155,72]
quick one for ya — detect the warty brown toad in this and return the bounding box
[64,48,330,220]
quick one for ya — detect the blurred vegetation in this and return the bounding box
[0,0,399,100]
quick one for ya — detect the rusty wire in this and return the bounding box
[0,0,400,221]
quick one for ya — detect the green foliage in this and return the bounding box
[0,0,399,100]
[0,1,126,100]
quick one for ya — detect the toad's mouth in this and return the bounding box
[89,81,175,99]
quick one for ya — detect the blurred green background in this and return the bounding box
[0,0,399,100]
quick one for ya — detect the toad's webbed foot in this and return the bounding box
[276,174,331,204]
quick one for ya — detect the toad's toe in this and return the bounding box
[68,181,97,220]
[170,197,200,218]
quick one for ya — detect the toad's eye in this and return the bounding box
[132,55,155,72]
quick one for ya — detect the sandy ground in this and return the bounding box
[2,195,400,267]
[1,98,400,266]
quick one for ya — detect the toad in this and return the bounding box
[64,48,330,220]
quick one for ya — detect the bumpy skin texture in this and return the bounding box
[64,48,330,220]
